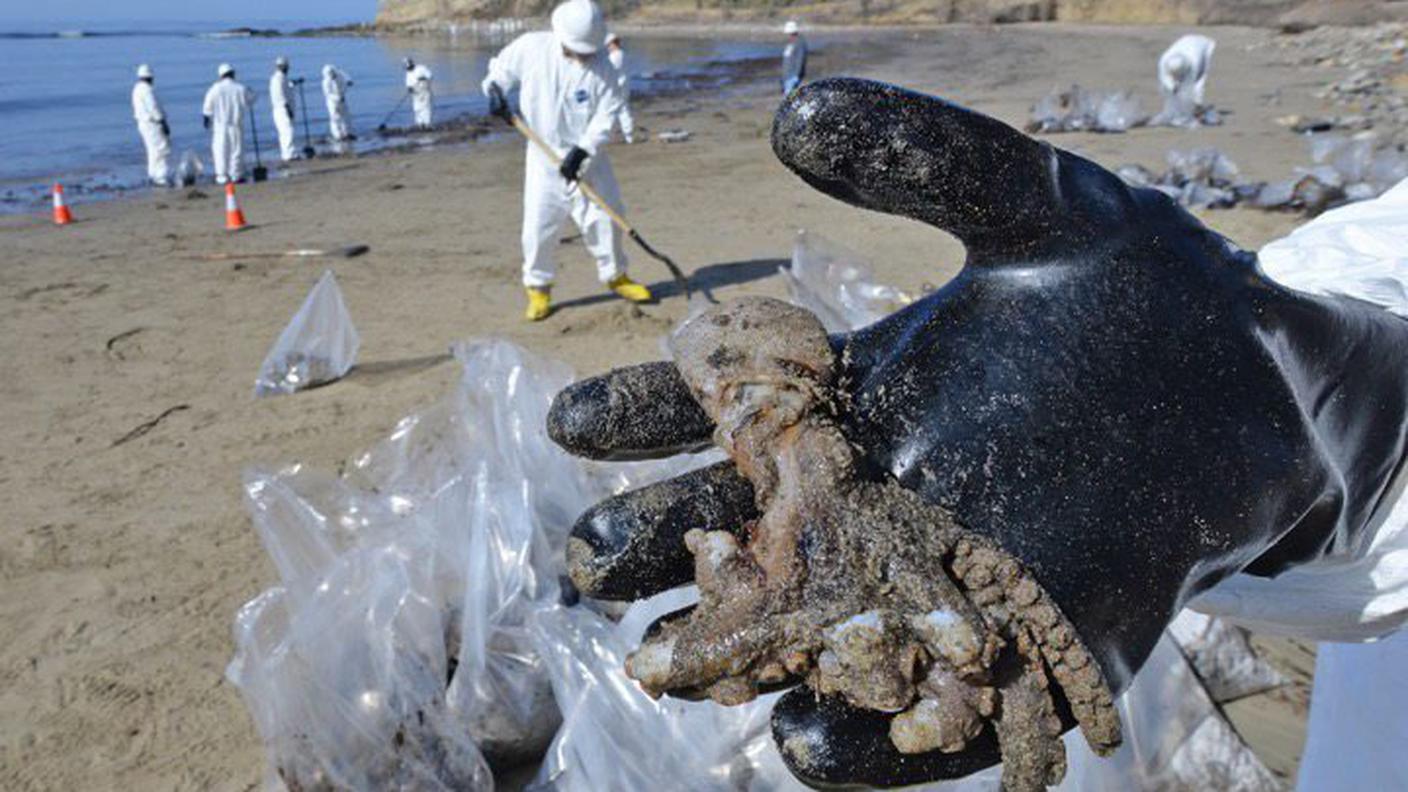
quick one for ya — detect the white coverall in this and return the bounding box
[269,69,298,161]
[131,80,172,186]
[203,78,255,184]
[406,64,434,127]
[607,48,635,144]
[322,66,353,141]
[1158,34,1215,107]
[483,31,629,289]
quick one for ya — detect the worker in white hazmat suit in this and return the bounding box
[604,33,635,144]
[404,58,434,128]
[322,64,354,142]
[1157,34,1215,125]
[202,64,256,185]
[269,56,298,161]
[131,64,172,187]
[482,0,654,321]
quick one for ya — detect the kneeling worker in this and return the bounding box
[482,0,652,321]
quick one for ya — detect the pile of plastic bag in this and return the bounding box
[1027,85,1147,134]
[1117,148,1255,209]
[1027,85,1222,135]
[230,231,1287,791]
[1253,133,1408,215]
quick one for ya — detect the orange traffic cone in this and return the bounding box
[224,183,247,231]
[52,183,74,225]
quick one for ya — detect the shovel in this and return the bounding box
[377,92,411,132]
[196,244,370,261]
[489,85,696,301]
[247,114,269,183]
[296,80,317,158]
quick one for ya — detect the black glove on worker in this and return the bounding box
[547,77,1408,788]
[487,82,511,123]
[559,145,588,183]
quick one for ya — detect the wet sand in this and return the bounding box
[0,23,1329,790]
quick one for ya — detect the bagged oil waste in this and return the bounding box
[176,150,204,187]
[254,269,360,397]
[231,340,704,787]
[1027,85,1147,134]
[782,229,913,333]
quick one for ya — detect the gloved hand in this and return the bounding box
[559,145,589,183]
[547,77,1408,788]
[160,120,170,138]
[202,114,211,131]
[486,82,511,122]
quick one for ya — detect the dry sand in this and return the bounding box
[0,23,1335,790]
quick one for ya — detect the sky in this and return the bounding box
[0,0,379,27]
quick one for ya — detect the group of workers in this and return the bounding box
[129,7,808,320]
[130,57,398,186]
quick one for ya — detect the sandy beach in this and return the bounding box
[0,22,1334,790]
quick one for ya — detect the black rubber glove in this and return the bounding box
[203,114,211,131]
[547,77,1408,788]
[559,145,588,183]
[160,120,170,138]
[487,82,511,123]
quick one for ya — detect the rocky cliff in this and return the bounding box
[374,0,1408,28]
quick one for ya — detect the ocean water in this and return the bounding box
[0,19,781,212]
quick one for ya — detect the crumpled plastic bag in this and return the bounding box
[1026,85,1147,134]
[527,590,808,792]
[1094,90,1144,133]
[1166,610,1287,703]
[176,150,204,187]
[781,229,913,333]
[231,339,706,786]
[227,469,494,791]
[254,270,360,397]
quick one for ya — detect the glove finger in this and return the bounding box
[548,361,715,461]
[567,461,757,600]
[770,686,1003,789]
[771,77,1131,258]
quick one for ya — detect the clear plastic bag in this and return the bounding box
[228,482,493,791]
[232,339,708,786]
[1166,611,1287,703]
[254,269,360,397]
[782,229,913,333]
[1027,85,1146,134]
[176,149,204,186]
[1094,91,1144,133]
[1166,148,1240,187]
[527,590,808,792]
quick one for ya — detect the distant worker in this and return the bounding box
[605,33,635,143]
[131,64,172,187]
[482,0,652,321]
[781,20,807,95]
[269,56,298,161]
[404,58,434,128]
[1158,34,1215,115]
[322,64,355,141]
[202,64,255,185]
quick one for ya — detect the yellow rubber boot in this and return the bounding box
[607,274,653,303]
[524,287,552,321]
